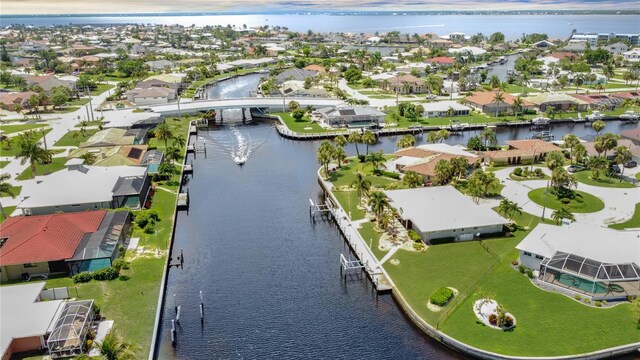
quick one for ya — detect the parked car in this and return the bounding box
[567,164,586,173]
[609,164,621,174]
[624,160,638,168]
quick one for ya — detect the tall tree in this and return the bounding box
[368,191,389,226]
[154,123,174,149]
[361,130,377,155]
[551,207,575,224]
[15,134,52,178]
[351,171,371,202]
[562,134,581,165]
[613,146,632,176]
[434,159,453,185]
[492,91,505,118]
[396,134,415,149]
[347,132,362,157]
[94,327,141,360]
[402,170,424,188]
[591,120,605,135]
[481,127,497,148]
[0,173,15,219]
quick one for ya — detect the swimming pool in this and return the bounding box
[555,273,609,294]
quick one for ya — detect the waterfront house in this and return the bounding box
[479,139,562,166]
[384,186,508,243]
[316,105,386,128]
[425,56,455,67]
[525,92,589,112]
[0,210,131,281]
[379,75,425,94]
[280,80,328,98]
[0,283,64,359]
[570,93,622,110]
[421,100,471,118]
[68,145,148,167]
[136,78,180,91]
[464,91,535,115]
[17,163,149,215]
[583,139,640,162]
[532,40,556,49]
[126,86,176,106]
[622,48,640,62]
[516,223,640,301]
[601,42,629,55]
[22,75,75,94]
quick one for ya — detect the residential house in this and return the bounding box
[479,139,562,166]
[601,42,629,55]
[68,145,148,166]
[145,59,174,71]
[17,163,150,215]
[583,139,640,162]
[0,210,131,281]
[570,93,622,110]
[385,186,508,243]
[392,144,478,184]
[464,91,535,115]
[379,74,425,94]
[303,64,326,73]
[532,40,556,49]
[316,105,386,128]
[22,75,75,94]
[127,87,176,106]
[425,56,455,67]
[280,80,328,98]
[525,92,589,112]
[275,68,318,85]
[0,283,64,360]
[516,223,640,300]
[421,100,471,117]
[0,91,38,111]
[622,48,640,62]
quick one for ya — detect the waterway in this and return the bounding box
[2,14,639,40]
[154,76,639,359]
[205,73,264,100]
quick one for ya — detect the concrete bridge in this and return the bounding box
[149,97,345,117]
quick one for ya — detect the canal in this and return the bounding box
[155,77,638,359]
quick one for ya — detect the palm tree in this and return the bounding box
[450,157,469,180]
[574,73,585,93]
[551,207,575,225]
[489,74,501,89]
[171,134,186,149]
[434,159,453,185]
[317,140,334,177]
[333,135,347,148]
[492,91,505,118]
[562,134,581,165]
[396,134,415,149]
[154,123,174,149]
[602,63,615,83]
[351,171,371,201]
[545,151,566,171]
[165,146,182,162]
[613,146,632,176]
[481,127,497,148]
[402,170,423,188]
[361,130,377,155]
[467,169,500,199]
[80,152,97,165]
[93,327,141,360]
[368,191,389,225]
[347,132,362,157]
[498,199,522,223]
[366,150,385,171]
[15,136,52,178]
[587,156,609,179]
[591,120,605,135]
[0,173,15,219]
[333,146,347,169]
[512,96,524,118]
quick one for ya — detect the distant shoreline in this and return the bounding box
[2,10,640,18]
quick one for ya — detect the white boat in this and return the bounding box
[585,110,603,121]
[619,110,640,122]
[234,157,246,165]
[531,116,550,126]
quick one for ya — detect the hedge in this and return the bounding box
[430,287,454,307]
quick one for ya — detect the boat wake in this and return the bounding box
[207,123,275,165]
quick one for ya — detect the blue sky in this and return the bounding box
[2,0,638,15]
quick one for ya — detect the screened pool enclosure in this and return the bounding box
[47,300,95,358]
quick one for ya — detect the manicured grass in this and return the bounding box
[0,161,9,168]
[273,112,332,133]
[455,179,504,198]
[0,123,46,134]
[508,173,550,181]
[609,203,640,230]
[333,190,365,220]
[0,206,16,223]
[0,129,51,156]
[501,84,538,94]
[16,157,68,180]
[91,84,115,96]
[53,129,99,147]
[328,158,399,189]
[636,173,640,181]
[528,188,605,213]
[6,185,21,196]
[67,98,90,106]
[573,170,635,189]
[53,106,80,114]
[357,221,387,260]
[74,120,104,128]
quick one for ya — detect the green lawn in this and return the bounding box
[609,203,640,230]
[0,161,9,169]
[91,84,115,96]
[0,206,16,223]
[67,98,90,106]
[0,129,51,156]
[327,158,399,189]
[273,112,334,133]
[508,173,550,181]
[0,124,46,134]
[574,171,635,189]
[357,221,387,260]
[528,188,605,213]
[333,190,365,220]
[53,129,99,147]
[636,173,640,181]
[74,120,104,128]
[16,157,68,180]
[455,180,504,198]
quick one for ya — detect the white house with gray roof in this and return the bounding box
[316,105,386,128]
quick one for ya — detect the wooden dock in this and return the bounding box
[177,192,189,209]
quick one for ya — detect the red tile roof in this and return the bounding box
[426,56,455,64]
[0,211,106,266]
[505,139,562,153]
[465,91,535,107]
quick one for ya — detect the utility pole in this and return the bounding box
[86,86,94,121]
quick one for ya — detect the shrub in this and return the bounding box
[511,259,518,266]
[429,237,455,245]
[602,300,608,306]
[503,316,514,328]
[92,266,119,281]
[488,313,498,325]
[358,155,366,163]
[526,269,535,278]
[112,258,130,270]
[595,300,602,307]
[73,272,92,283]
[513,167,523,176]
[429,287,454,307]
[534,168,544,177]
[518,265,526,274]
[584,298,591,304]
[574,294,582,300]
[560,198,571,204]
[413,243,424,251]
[408,230,422,242]
[134,209,159,228]
[380,170,401,179]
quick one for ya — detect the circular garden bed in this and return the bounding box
[528,188,605,213]
[473,299,516,330]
